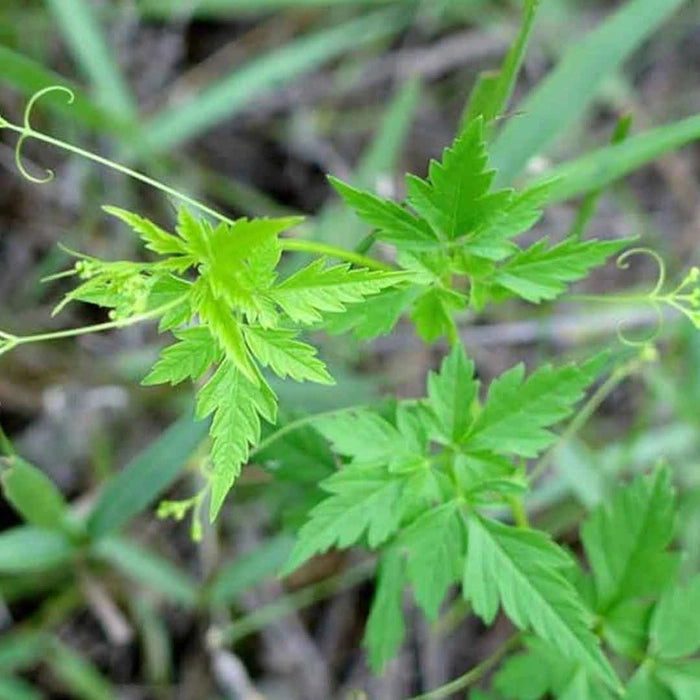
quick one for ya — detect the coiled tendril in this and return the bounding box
[614,248,666,347]
[13,85,75,184]
[612,247,700,347]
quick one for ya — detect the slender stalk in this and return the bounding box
[0,297,185,357]
[215,559,375,644]
[528,355,645,485]
[279,239,395,272]
[250,404,368,457]
[507,496,530,528]
[408,634,521,700]
[3,121,393,272]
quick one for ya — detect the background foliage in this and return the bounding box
[1,0,700,697]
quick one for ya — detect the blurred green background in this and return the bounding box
[1,1,700,697]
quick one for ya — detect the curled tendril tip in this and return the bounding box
[13,85,75,185]
[615,302,664,348]
[616,247,667,298]
[612,248,667,346]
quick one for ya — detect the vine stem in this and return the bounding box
[1,120,393,273]
[528,353,648,485]
[408,633,521,700]
[0,297,186,357]
[249,404,369,457]
[279,239,394,271]
[212,559,376,645]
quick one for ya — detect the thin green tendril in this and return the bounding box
[614,248,666,347]
[2,85,393,273]
[574,247,699,347]
[14,86,75,184]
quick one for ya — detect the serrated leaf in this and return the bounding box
[495,637,581,700]
[182,212,300,319]
[465,180,554,262]
[650,576,700,660]
[581,467,677,613]
[626,664,675,700]
[329,176,439,250]
[410,286,466,343]
[243,326,334,385]
[54,259,158,320]
[270,258,408,325]
[655,661,700,700]
[465,359,599,458]
[103,206,192,261]
[324,286,418,340]
[602,598,653,660]
[314,408,426,473]
[196,282,257,382]
[143,326,222,386]
[401,500,464,620]
[493,236,631,303]
[406,117,510,239]
[426,343,478,444]
[282,465,407,574]
[364,549,405,673]
[464,515,619,691]
[196,361,277,519]
[146,275,193,332]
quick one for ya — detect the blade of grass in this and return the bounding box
[0,633,46,674]
[1,457,69,531]
[206,534,294,607]
[0,46,130,133]
[219,558,375,644]
[45,0,137,119]
[354,77,421,188]
[140,7,410,152]
[491,0,687,186]
[0,676,42,700]
[137,0,400,18]
[47,639,115,700]
[0,527,75,574]
[462,0,541,138]
[318,77,421,249]
[569,113,632,238]
[87,411,209,538]
[532,113,700,204]
[92,537,199,607]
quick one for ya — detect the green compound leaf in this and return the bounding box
[328,176,439,250]
[655,661,700,700]
[581,467,678,613]
[282,465,411,574]
[406,117,511,240]
[400,500,464,620]
[313,407,428,473]
[323,286,419,340]
[196,282,258,383]
[195,361,277,520]
[494,636,613,700]
[464,180,554,262]
[493,236,632,303]
[243,326,334,385]
[410,286,466,343]
[464,515,620,691]
[142,326,223,386]
[364,548,405,674]
[103,206,192,261]
[650,576,700,660]
[464,358,601,458]
[270,258,409,325]
[426,343,478,444]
